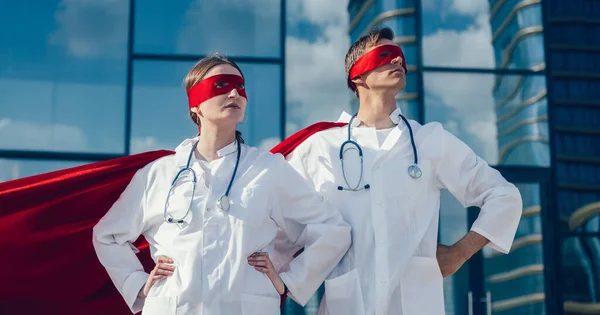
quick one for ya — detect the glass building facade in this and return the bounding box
[1,1,599,315]
[348,0,600,315]
[0,0,285,182]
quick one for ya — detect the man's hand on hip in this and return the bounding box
[436,231,490,278]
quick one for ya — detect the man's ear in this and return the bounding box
[351,76,365,87]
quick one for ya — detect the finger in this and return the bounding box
[157,256,174,264]
[156,269,174,276]
[247,257,268,264]
[254,266,269,273]
[248,261,268,267]
[158,263,176,271]
[152,275,166,280]
[251,252,268,257]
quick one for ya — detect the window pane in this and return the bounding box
[421,0,545,70]
[130,60,281,154]
[0,1,128,154]
[558,191,600,234]
[134,0,281,58]
[440,183,545,315]
[0,158,86,182]
[424,72,549,166]
[562,236,600,314]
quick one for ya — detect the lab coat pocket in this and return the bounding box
[241,294,281,315]
[142,296,177,315]
[324,269,365,315]
[400,256,445,315]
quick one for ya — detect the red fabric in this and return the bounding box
[270,122,347,157]
[348,44,407,86]
[187,74,247,109]
[0,121,345,314]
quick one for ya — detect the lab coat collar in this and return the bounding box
[336,107,403,127]
[173,137,239,167]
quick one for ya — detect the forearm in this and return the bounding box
[452,231,490,261]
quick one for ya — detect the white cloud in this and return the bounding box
[299,0,347,25]
[130,136,173,154]
[285,0,352,134]
[0,118,88,151]
[423,14,495,68]
[258,137,283,151]
[48,0,128,59]
[451,0,490,15]
[422,13,499,162]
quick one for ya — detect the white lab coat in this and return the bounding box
[92,138,351,315]
[284,108,523,315]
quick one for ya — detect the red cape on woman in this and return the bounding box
[0,122,345,315]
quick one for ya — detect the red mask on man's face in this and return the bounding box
[348,44,407,86]
[187,74,247,109]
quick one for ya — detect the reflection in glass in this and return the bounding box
[135,0,281,57]
[424,72,549,167]
[130,60,281,154]
[484,183,545,315]
[0,0,128,154]
[440,180,546,314]
[421,0,545,70]
[562,236,600,313]
[0,159,86,182]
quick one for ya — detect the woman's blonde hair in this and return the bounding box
[185,54,245,143]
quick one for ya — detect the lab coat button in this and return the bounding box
[206,207,211,211]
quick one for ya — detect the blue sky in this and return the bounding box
[0,0,518,181]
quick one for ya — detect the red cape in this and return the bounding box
[0,122,345,315]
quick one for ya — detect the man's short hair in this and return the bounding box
[344,27,395,95]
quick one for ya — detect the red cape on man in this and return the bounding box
[0,122,346,315]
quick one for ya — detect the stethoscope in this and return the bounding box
[337,113,422,191]
[163,139,241,223]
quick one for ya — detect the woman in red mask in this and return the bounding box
[92,55,350,315]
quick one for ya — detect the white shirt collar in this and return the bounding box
[174,137,239,167]
[336,107,403,126]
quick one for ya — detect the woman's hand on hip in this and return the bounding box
[247,252,286,295]
[142,255,175,297]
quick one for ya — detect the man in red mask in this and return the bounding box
[276,27,523,315]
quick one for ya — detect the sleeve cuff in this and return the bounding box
[470,227,512,254]
[279,272,310,307]
[124,271,149,313]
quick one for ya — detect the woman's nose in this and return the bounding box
[228,88,239,98]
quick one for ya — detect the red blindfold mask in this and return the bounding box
[348,44,407,87]
[187,74,247,109]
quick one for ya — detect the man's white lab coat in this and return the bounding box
[93,138,351,315]
[285,108,522,315]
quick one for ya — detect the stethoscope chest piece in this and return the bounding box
[217,195,231,212]
[408,164,422,179]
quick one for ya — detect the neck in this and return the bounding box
[357,91,397,129]
[196,123,237,162]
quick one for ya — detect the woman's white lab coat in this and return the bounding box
[92,138,351,315]
[284,108,523,315]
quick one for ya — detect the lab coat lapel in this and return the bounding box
[372,125,411,166]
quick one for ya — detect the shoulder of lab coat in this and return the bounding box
[426,122,523,254]
[92,155,174,313]
[268,153,351,306]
